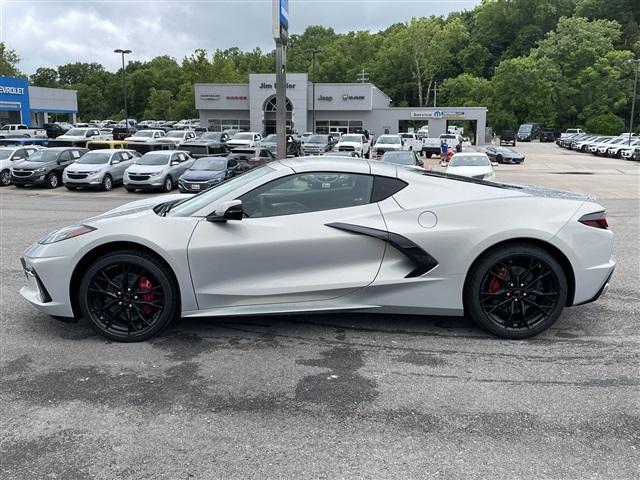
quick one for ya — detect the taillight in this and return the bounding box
[579,211,608,229]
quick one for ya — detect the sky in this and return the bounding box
[3,0,482,75]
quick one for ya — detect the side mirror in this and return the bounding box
[171,160,180,166]
[207,200,243,222]
[111,159,120,165]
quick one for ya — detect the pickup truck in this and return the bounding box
[372,134,406,158]
[47,127,110,147]
[399,133,423,154]
[421,137,442,158]
[499,130,516,146]
[0,124,47,138]
[335,133,371,158]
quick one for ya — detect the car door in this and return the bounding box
[110,152,127,181]
[187,171,387,309]
[54,150,75,175]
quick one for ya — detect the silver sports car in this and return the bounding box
[20,156,615,342]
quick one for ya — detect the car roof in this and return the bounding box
[452,151,489,157]
[280,156,397,177]
[42,147,86,151]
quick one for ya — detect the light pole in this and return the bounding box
[628,58,640,145]
[306,48,321,133]
[114,49,132,125]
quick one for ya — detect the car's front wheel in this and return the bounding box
[46,172,59,189]
[464,243,567,339]
[163,176,173,192]
[0,169,10,186]
[101,174,113,191]
[78,250,178,342]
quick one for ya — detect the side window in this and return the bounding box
[260,149,271,158]
[178,153,187,161]
[111,152,123,163]
[18,125,27,130]
[239,172,374,219]
[71,150,82,159]
[12,149,26,160]
[228,159,239,169]
[58,151,71,162]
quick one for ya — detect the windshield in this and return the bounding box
[232,133,253,140]
[76,151,111,164]
[263,134,278,142]
[135,131,155,138]
[169,165,275,217]
[381,152,415,165]
[519,125,533,133]
[0,150,13,159]
[190,158,227,171]
[65,129,86,136]
[494,147,514,153]
[308,135,328,143]
[377,135,401,144]
[340,135,362,143]
[26,150,60,163]
[449,155,490,167]
[201,133,223,141]
[136,153,171,166]
[166,132,185,138]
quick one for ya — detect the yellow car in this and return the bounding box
[86,140,128,150]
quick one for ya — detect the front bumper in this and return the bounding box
[11,173,46,185]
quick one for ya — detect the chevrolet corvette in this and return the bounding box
[20,156,615,341]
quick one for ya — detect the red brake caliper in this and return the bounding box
[137,276,154,316]
[489,266,507,293]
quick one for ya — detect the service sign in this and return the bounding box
[272,0,289,44]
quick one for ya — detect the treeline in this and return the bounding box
[2,0,639,133]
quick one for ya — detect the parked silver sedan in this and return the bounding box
[62,149,139,191]
[123,150,194,192]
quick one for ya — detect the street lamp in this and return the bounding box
[628,58,640,145]
[114,49,132,126]
[306,48,321,134]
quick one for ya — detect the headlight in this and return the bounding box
[34,167,46,173]
[38,224,96,245]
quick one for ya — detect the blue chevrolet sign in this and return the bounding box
[280,0,288,30]
[273,0,289,43]
[0,76,31,126]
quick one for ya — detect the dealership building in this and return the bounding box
[0,76,78,127]
[195,73,488,143]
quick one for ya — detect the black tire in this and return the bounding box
[65,185,77,190]
[101,174,113,191]
[0,169,10,186]
[78,250,179,342]
[125,186,136,193]
[14,184,26,188]
[496,155,503,164]
[162,176,173,192]
[464,243,567,339]
[45,172,59,189]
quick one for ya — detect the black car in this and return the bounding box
[10,147,87,188]
[227,148,275,172]
[43,123,70,139]
[517,123,540,142]
[301,134,337,155]
[125,141,175,155]
[485,145,525,164]
[380,150,424,168]
[499,130,516,146]
[180,132,230,158]
[112,124,137,140]
[260,134,302,157]
[178,157,240,193]
[540,130,555,142]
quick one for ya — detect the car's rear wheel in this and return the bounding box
[496,155,503,164]
[46,172,59,189]
[79,250,178,342]
[0,169,10,186]
[101,174,113,191]
[465,244,567,339]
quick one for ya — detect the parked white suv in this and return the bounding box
[226,132,263,149]
[372,134,405,158]
[334,133,370,158]
[156,130,197,147]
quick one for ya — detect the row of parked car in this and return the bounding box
[556,132,640,160]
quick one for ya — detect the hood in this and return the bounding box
[11,160,53,170]
[90,192,187,221]
[227,139,251,145]
[156,138,180,144]
[125,136,153,142]
[336,141,361,148]
[65,163,109,173]
[126,164,168,175]
[375,143,401,149]
[180,169,225,181]
[57,135,88,141]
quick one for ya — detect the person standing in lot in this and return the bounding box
[440,139,449,162]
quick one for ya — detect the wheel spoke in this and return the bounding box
[89,286,117,298]
[91,298,119,312]
[522,297,552,317]
[99,271,120,290]
[484,297,512,314]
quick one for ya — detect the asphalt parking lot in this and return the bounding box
[1,142,639,479]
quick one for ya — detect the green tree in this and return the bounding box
[0,42,22,77]
[439,74,491,106]
[584,113,626,134]
[30,67,58,87]
[144,88,174,120]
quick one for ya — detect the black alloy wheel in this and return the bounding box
[46,172,59,189]
[101,174,113,191]
[0,169,10,186]
[465,244,567,339]
[79,250,178,341]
